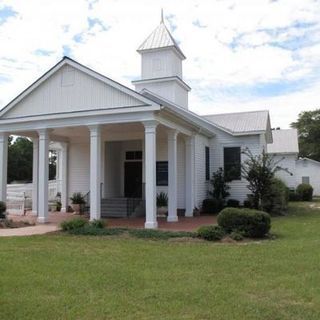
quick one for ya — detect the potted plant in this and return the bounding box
[70,192,86,215]
[157,192,168,217]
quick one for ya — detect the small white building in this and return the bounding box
[267,129,320,195]
[0,18,274,228]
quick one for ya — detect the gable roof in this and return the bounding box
[297,157,320,166]
[137,21,186,59]
[267,129,299,154]
[204,110,272,138]
[0,56,159,119]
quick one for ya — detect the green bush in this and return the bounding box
[217,207,271,238]
[229,231,244,241]
[197,225,225,241]
[156,192,168,207]
[69,226,127,236]
[262,178,289,216]
[128,229,195,240]
[90,219,106,229]
[243,199,253,209]
[288,190,301,201]
[0,201,6,219]
[296,183,313,201]
[226,199,240,208]
[202,198,223,214]
[60,218,87,231]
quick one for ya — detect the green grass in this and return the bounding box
[1,202,320,319]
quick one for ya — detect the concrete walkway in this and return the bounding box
[0,224,59,237]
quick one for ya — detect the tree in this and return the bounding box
[209,168,230,200]
[291,109,320,161]
[8,137,33,183]
[241,148,291,210]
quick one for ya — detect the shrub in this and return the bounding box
[128,229,195,240]
[70,192,86,205]
[0,201,6,219]
[243,199,252,208]
[217,207,271,238]
[209,168,230,200]
[226,199,240,208]
[261,178,289,216]
[90,219,106,229]
[202,198,223,214]
[69,226,127,236]
[288,190,301,201]
[60,218,87,231]
[229,231,244,241]
[296,183,313,201]
[197,225,225,241]
[156,192,168,207]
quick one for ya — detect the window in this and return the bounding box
[156,161,168,186]
[205,146,210,181]
[125,151,142,160]
[224,147,241,181]
[302,176,310,184]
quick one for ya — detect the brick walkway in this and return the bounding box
[0,212,217,236]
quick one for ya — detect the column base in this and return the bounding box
[144,221,158,229]
[60,207,67,213]
[185,212,193,218]
[167,215,178,222]
[31,210,38,216]
[37,216,48,224]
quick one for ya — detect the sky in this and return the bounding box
[0,0,319,128]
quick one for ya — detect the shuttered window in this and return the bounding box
[224,147,241,181]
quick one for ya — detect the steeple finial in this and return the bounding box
[161,8,164,23]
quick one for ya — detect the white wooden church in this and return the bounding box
[0,17,275,228]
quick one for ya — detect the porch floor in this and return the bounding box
[7,212,218,232]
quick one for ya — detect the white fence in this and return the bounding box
[6,180,61,215]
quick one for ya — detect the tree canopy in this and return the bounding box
[291,109,320,161]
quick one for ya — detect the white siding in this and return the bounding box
[211,129,263,203]
[296,160,320,195]
[68,141,90,198]
[273,154,297,189]
[3,65,144,119]
[194,134,210,207]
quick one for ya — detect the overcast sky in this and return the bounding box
[0,0,319,128]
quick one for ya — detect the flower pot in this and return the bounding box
[71,204,81,215]
[157,206,168,218]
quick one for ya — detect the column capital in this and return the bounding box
[184,134,195,145]
[142,120,158,131]
[88,124,101,135]
[37,128,49,139]
[167,129,178,140]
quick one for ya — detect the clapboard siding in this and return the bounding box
[194,134,210,207]
[211,130,264,203]
[68,141,90,197]
[296,160,320,195]
[273,154,297,188]
[3,65,143,118]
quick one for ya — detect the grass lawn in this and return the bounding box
[1,202,320,320]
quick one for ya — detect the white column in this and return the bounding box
[89,125,101,221]
[185,135,195,217]
[60,143,68,213]
[0,132,8,202]
[143,121,158,229]
[32,137,39,214]
[167,129,178,222]
[37,129,49,223]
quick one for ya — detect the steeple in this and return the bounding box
[133,12,190,109]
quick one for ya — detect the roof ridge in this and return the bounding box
[204,110,269,117]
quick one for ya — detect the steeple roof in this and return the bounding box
[137,19,186,59]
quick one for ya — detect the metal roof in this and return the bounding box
[204,110,270,134]
[137,21,186,59]
[267,129,299,154]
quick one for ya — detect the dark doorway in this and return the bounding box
[124,161,142,198]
